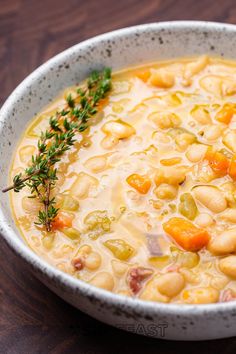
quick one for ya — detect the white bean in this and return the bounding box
[223,131,236,153]
[186,143,208,162]
[208,228,236,255]
[85,252,102,270]
[101,134,119,149]
[220,182,236,208]
[154,184,178,200]
[222,78,236,96]
[84,155,108,173]
[70,173,98,199]
[156,272,185,298]
[148,111,181,129]
[42,233,55,250]
[22,196,41,213]
[175,133,196,151]
[182,287,219,304]
[154,166,187,186]
[195,213,214,227]
[200,75,222,97]
[111,260,128,276]
[220,209,236,223]
[89,272,114,291]
[210,275,229,290]
[203,124,223,141]
[140,277,169,303]
[193,186,227,213]
[77,244,92,256]
[219,255,236,278]
[190,105,212,125]
[102,120,135,139]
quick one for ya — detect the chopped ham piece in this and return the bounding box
[220,289,236,302]
[72,257,85,271]
[128,267,153,294]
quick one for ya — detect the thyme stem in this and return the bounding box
[2,169,41,193]
[3,68,112,231]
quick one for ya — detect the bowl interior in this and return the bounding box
[1,20,236,293]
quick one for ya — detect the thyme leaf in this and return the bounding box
[2,68,112,231]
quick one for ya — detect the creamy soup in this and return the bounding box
[9,56,236,304]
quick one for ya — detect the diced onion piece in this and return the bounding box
[61,195,80,211]
[191,105,212,125]
[62,227,81,240]
[199,75,223,97]
[104,239,134,261]
[148,111,181,129]
[183,56,209,82]
[178,193,198,220]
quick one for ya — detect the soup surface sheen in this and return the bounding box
[11,56,236,304]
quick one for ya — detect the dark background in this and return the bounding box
[1,0,236,353]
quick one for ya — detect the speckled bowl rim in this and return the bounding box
[1,20,236,317]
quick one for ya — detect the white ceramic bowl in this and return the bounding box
[1,21,236,341]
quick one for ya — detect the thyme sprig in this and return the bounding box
[3,68,112,231]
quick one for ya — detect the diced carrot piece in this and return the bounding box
[160,157,182,166]
[229,154,236,180]
[215,103,236,124]
[126,174,151,194]
[135,69,151,83]
[52,212,73,231]
[97,97,109,111]
[163,217,210,251]
[205,148,230,176]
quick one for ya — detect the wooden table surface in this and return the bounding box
[2,0,236,352]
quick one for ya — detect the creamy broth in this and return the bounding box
[10,56,236,304]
